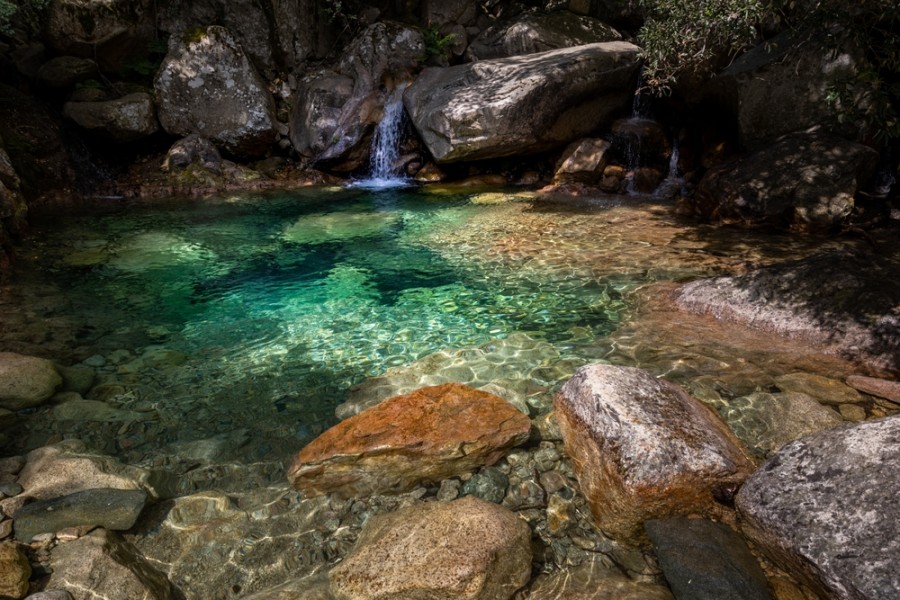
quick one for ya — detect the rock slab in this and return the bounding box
[13,488,147,542]
[404,41,640,163]
[0,352,61,411]
[645,518,773,600]
[288,383,531,497]
[554,364,754,541]
[329,496,531,600]
[736,416,900,600]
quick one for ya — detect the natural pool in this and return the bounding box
[1,186,863,486]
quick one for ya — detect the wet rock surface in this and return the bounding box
[288,383,531,497]
[526,555,674,599]
[13,488,147,543]
[554,364,754,542]
[645,518,773,600]
[404,42,640,162]
[329,496,532,600]
[736,416,900,600]
[0,352,61,411]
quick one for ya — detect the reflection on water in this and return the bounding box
[1,187,865,471]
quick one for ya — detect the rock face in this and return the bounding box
[694,130,878,231]
[736,416,900,600]
[289,383,531,497]
[404,41,640,163]
[63,93,159,143]
[466,11,621,60]
[0,541,31,600]
[554,364,754,541]
[13,488,147,542]
[0,352,61,411]
[155,26,277,158]
[48,529,176,600]
[674,250,900,373]
[645,518,773,600]
[329,496,531,600]
[709,32,871,148]
[290,22,423,169]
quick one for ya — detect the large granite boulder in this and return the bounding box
[290,22,423,170]
[708,32,871,148]
[329,496,531,600]
[13,488,147,542]
[48,529,177,600]
[554,364,754,542]
[736,416,900,600]
[467,10,621,60]
[63,93,159,143]
[288,383,531,497]
[645,518,773,600]
[694,130,878,231]
[404,41,640,163]
[45,0,155,70]
[674,250,900,373]
[154,26,277,158]
[0,352,61,411]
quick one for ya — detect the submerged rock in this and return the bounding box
[48,529,176,600]
[288,383,531,498]
[63,93,159,143]
[155,26,276,157]
[0,352,61,411]
[329,496,531,600]
[13,488,147,543]
[645,518,773,600]
[694,130,878,231]
[736,416,900,600]
[846,375,900,403]
[526,555,674,599]
[554,364,754,542]
[774,372,863,405]
[404,41,640,163]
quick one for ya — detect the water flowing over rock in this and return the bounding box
[467,11,622,60]
[645,518,773,600]
[63,93,159,143]
[154,26,277,158]
[694,130,878,231]
[288,383,532,498]
[404,41,640,163]
[290,22,424,170]
[0,352,61,411]
[736,416,900,600]
[554,364,754,542]
[674,250,900,373]
[48,529,177,600]
[13,488,147,542]
[329,496,532,600]
[45,0,155,70]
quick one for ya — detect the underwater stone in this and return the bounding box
[0,352,62,411]
[288,383,531,498]
[554,364,754,543]
[329,496,531,600]
[13,488,147,543]
[527,555,674,600]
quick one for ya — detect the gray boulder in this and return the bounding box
[554,138,612,183]
[45,0,155,70]
[154,26,277,158]
[0,352,61,411]
[736,416,900,600]
[467,10,621,60]
[36,56,98,89]
[695,130,878,231]
[13,488,147,542]
[63,93,159,143]
[554,364,754,542]
[674,250,900,373]
[645,518,773,600]
[48,529,176,600]
[404,41,640,163]
[330,496,531,600]
[161,135,223,173]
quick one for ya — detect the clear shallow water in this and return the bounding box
[3,186,861,472]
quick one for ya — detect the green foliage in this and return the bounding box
[423,25,457,61]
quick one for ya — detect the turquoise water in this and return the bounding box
[16,187,641,464]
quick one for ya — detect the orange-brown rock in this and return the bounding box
[554,364,754,543]
[288,383,531,498]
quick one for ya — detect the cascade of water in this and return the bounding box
[354,85,410,189]
[654,137,685,199]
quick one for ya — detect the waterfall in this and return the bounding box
[654,137,685,199]
[354,85,410,189]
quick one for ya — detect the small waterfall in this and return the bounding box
[354,85,410,189]
[654,137,685,199]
